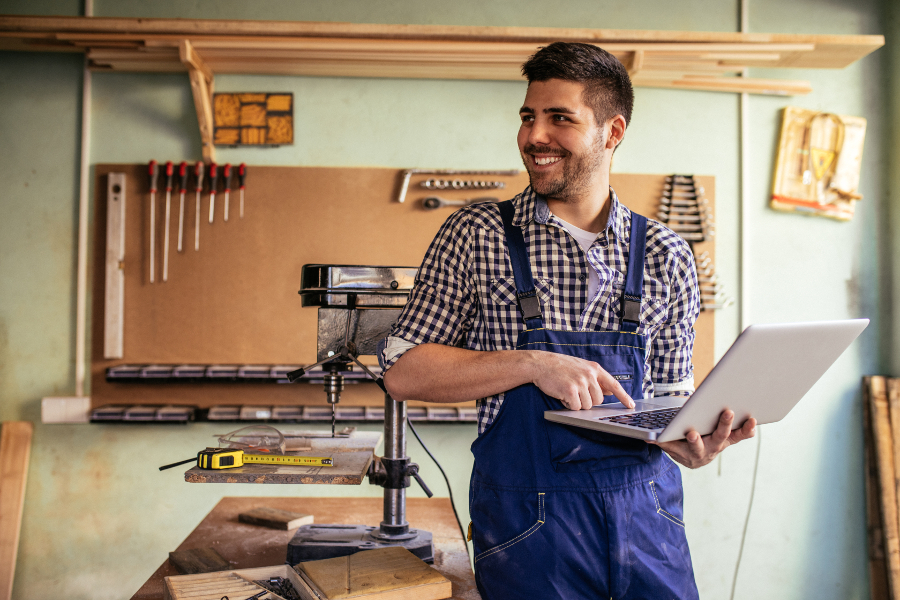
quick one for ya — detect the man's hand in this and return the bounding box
[531,351,635,410]
[651,410,756,469]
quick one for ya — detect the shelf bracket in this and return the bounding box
[628,50,644,77]
[179,39,216,163]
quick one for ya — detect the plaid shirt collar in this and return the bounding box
[511,185,628,242]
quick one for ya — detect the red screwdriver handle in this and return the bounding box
[194,161,205,191]
[149,160,158,192]
[179,161,188,192]
[165,161,174,192]
[208,162,219,194]
[224,163,233,189]
[238,163,246,189]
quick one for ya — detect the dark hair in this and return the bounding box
[521,42,634,128]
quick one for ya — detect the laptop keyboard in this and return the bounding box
[598,407,681,430]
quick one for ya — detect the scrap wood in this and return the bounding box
[865,378,890,600]
[867,376,900,599]
[0,421,33,600]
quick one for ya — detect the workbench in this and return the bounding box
[131,496,480,600]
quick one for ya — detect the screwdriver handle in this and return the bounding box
[178,161,188,192]
[194,161,205,191]
[238,163,246,189]
[148,160,158,192]
[164,161,173,192]
[209,162,219,193]
[224,163,233,189]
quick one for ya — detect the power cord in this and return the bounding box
[406,418,471,563]
[729,427,762,600]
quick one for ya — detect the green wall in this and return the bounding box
[0,0,890,598]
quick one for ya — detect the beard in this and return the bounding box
[521,134,605,202]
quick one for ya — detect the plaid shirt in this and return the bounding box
[381,186,700,434]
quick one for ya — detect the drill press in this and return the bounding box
[285,265,436,563]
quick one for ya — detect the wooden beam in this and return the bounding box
[179,40,215,162]
[0,422,33,600]
[628,50,644,77]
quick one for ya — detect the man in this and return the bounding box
[381,42,756,599]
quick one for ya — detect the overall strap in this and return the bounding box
[621,212,648,332]
[498,200,544,329]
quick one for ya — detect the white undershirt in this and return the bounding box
[553,215,601,304]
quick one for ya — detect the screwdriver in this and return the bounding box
[148,160,158,283]
[163,160,173,282]
[177,161,188,252]
[238,163,247,218]
[193,161,204,251]
[208,162,218,224]
[223,163,233,222]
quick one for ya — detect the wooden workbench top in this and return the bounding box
[132,496,480,600]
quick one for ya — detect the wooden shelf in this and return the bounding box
[0,16,882,160]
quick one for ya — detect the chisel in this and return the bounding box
[193,161,204,250]
[177,161,188,252]
[208,162,218,224]
[163,161,173,282]
[238,163,247,218]
[148,160,158,283]
[223,163,232,222]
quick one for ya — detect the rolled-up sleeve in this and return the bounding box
[650,241,700,396]
[380,209,477,371]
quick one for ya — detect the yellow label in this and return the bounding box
[810,148,835,181]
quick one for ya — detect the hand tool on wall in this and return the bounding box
[208,162,218,224]
[223,163,233,222]
[238,163,247,218]
[193,161,204,250]
[396,168,520,203]
[422,196,498,211]
[177,161,188,252]
[148,160,158,283]
[163,160,173,282]
[421,178,506,190]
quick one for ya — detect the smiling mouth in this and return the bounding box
[533,156,562,166]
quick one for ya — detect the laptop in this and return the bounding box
[544,319,869,443]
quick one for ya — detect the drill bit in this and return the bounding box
[332,404,335,438]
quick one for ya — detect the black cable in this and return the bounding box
[729,427,762,600]
[406,418,471,564]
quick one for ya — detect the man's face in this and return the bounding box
[517,79,610,201]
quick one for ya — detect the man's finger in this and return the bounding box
[729,417,757,444]
[685,430,704,457]
[588,379,605,407]
[597,371,634,409]
[579,388,592,411]
[710,410,735,447]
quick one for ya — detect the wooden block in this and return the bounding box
[213,94,241,127]
[241,127,266,144]
[0,422,33,600]
[239,506,314,530]
[214,128,240,145]
[168,547,231,575]
[240,103,267,127]
[267,94,292,112]
[296,547,452,600]
[240,93,267,104]
[266,115,293,144]
[864,379,891,600]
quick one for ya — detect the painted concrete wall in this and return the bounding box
[0,0,889,598]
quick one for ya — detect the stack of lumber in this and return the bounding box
[863,376,900,600]
[0,16,885,96]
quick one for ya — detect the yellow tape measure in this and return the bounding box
[197,447,333,470]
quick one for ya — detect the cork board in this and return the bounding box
[90,166,715,409]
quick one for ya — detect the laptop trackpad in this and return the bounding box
[581,397,686,417]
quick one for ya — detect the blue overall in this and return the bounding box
[469,201,698,600]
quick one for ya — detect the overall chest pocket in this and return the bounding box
[542,353,650,473]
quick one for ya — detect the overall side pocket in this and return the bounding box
[473,491,546,564]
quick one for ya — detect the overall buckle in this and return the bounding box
[621,293,641,325]
[517,291,542,322]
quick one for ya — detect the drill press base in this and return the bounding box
[287,524,434,564]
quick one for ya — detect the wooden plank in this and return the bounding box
[297,547,452,600]
[865,378,891,599]
[168,548,231,575]
[0,422,33,600]
[868,376,900,599]
[180,40,216,163]
[239,506,314,530]
[104,172,126,359]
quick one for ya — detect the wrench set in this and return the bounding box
[657,175,733,311]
